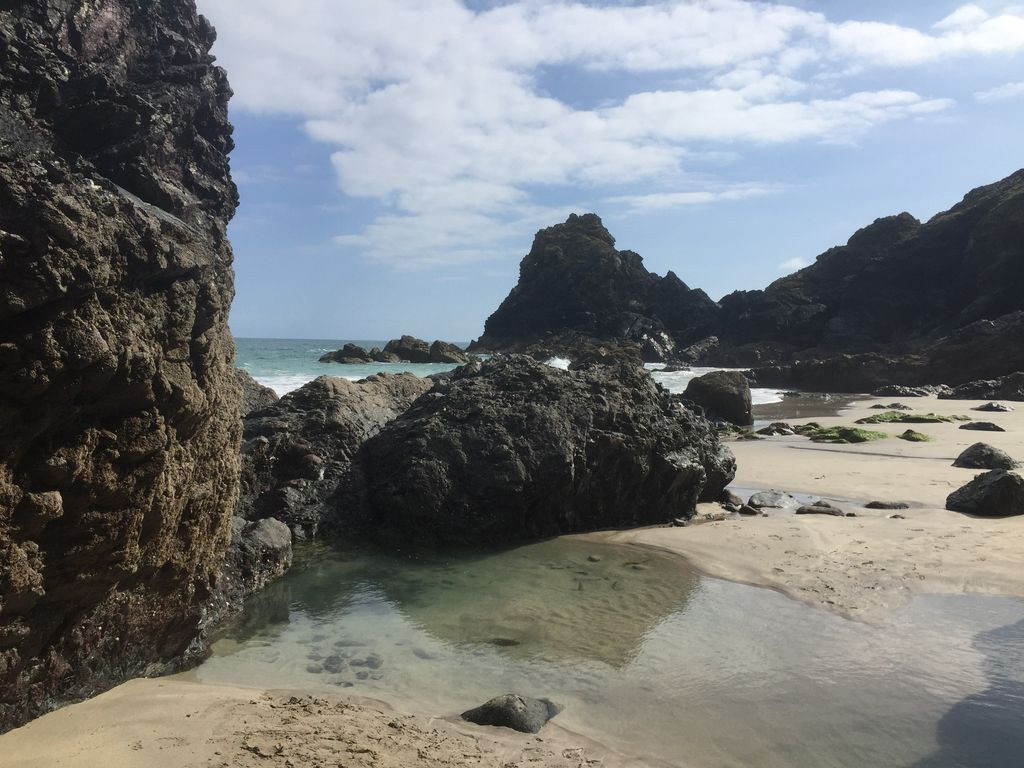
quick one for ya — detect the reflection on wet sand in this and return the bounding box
[913,617,1024,768]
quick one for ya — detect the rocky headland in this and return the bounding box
[0,0,240,728]
[470,171,1024,391]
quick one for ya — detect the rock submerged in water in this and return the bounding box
[320,336,473,365]
[335,356,735,547]
[946,470,1024,517]
[683,370,753,426]
[224,518,293,599]
[953,443,1020,471]
[461,694,562,734]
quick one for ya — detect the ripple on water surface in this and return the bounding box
[198,538,1024,768]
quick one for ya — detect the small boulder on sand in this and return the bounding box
[946,470,1024,517]
[953,443,1020,471]
[461,694,562,734]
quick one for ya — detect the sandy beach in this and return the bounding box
[600,394,1024,621]
[0,677,643,768]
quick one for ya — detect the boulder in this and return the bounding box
[683,370,753,426]
[953,443,1020,471]
[872,385,941,398]
[319,343,373,364]
[757,422,795,436]
[946,470,1024,517]
[239,373,433,537]
[960,422,1007,432]
[335,356,735,547]
[865,501,910,510]
[748,490,800,509]
[461,694,562,734]
[382,335,432,363]
[796,502,845,516]
[223,517,293,598]
[429,340,471,364]
[235,369,279,416]
[870,403,912,411]
[974,402,1014,412]
[0,0,240,730]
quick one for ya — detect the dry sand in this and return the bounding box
[599,394,1024,621]
[0,678,643,768]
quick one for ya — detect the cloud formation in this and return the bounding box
[201,1,1024,268]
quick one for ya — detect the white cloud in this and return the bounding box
[198,1,1024,268]
[975,81,1024,101]
[610,183,778,213]
[779,257,812,272]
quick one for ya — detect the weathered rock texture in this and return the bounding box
[235,368,278,416]
[238,374,433,537]
[0,0,239,730]
[469,214,718,361]
[683,370,753,426]
[336,356,735,547]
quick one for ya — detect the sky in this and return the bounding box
[197,0,1024,341]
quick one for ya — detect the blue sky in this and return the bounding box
[198,1,1024,341]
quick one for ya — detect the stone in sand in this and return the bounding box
[757,422,795,436]
[870,403,912,411]
[953,443,1020,471]
[865,501,910,510]
[960,422,1007,432]
[974,402,1014,413]
[683,370,753,426]
[461,694,562,734]
[748,490,800,509]
[946,470,1024,517]
[796,501,845,517]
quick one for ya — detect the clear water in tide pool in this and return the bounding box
[196,537,1024,768]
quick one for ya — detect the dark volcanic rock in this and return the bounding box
[873,385,943,398]
[954,443,1020,470]
[336,356,735,547]
[470,213,718,356]
[429,340,470,364]
[960,422,1007,432]
[683,370,753,426]
[239,374,433,537]
[941,373,1024,402]
[235,369,279,416]
[461,694,562,734]
[974,402,1014,412]
[383,335,432,363]
[223,517,293,599]
[946,470,1024,517]
[796,502,845,516]
[0,0,240,730]
[319,343,373,364]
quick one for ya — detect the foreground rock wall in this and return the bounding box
[0,0,239,728]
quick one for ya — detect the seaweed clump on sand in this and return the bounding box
[795,424,889,444]
[899,429,934,442]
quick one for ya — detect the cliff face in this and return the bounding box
[471,213,719,358]
[718,170,1024,356]
[0,0,240,728]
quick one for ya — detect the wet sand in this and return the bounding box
[601,394,1024,621]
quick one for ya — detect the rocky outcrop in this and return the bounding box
[469,214,718,361]
[682,370,753,426]
[335,356,735,548]
[946,470,1024,517]
[238,374,433,537]
[235,369,278,415]
[940,372,1024,402]
[320,337,472,365]
[954,443,1020,471]
[319,343,373,364]
[461,694,561,734]
[0,0,239,729]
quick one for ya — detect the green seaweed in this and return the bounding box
[805,426,889,444]
[898,429,934,442]
[855,411,968,425]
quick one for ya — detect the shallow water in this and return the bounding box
[198,538,1024,767]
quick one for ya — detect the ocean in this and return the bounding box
[235,337,784,404]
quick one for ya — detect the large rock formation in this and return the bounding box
[0,0,239,729]
[335,356,735,547]
[682,370,753,426]
[469,214,719,361]
[238,374,433,537]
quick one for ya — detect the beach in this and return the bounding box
[601,394,1024,621]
